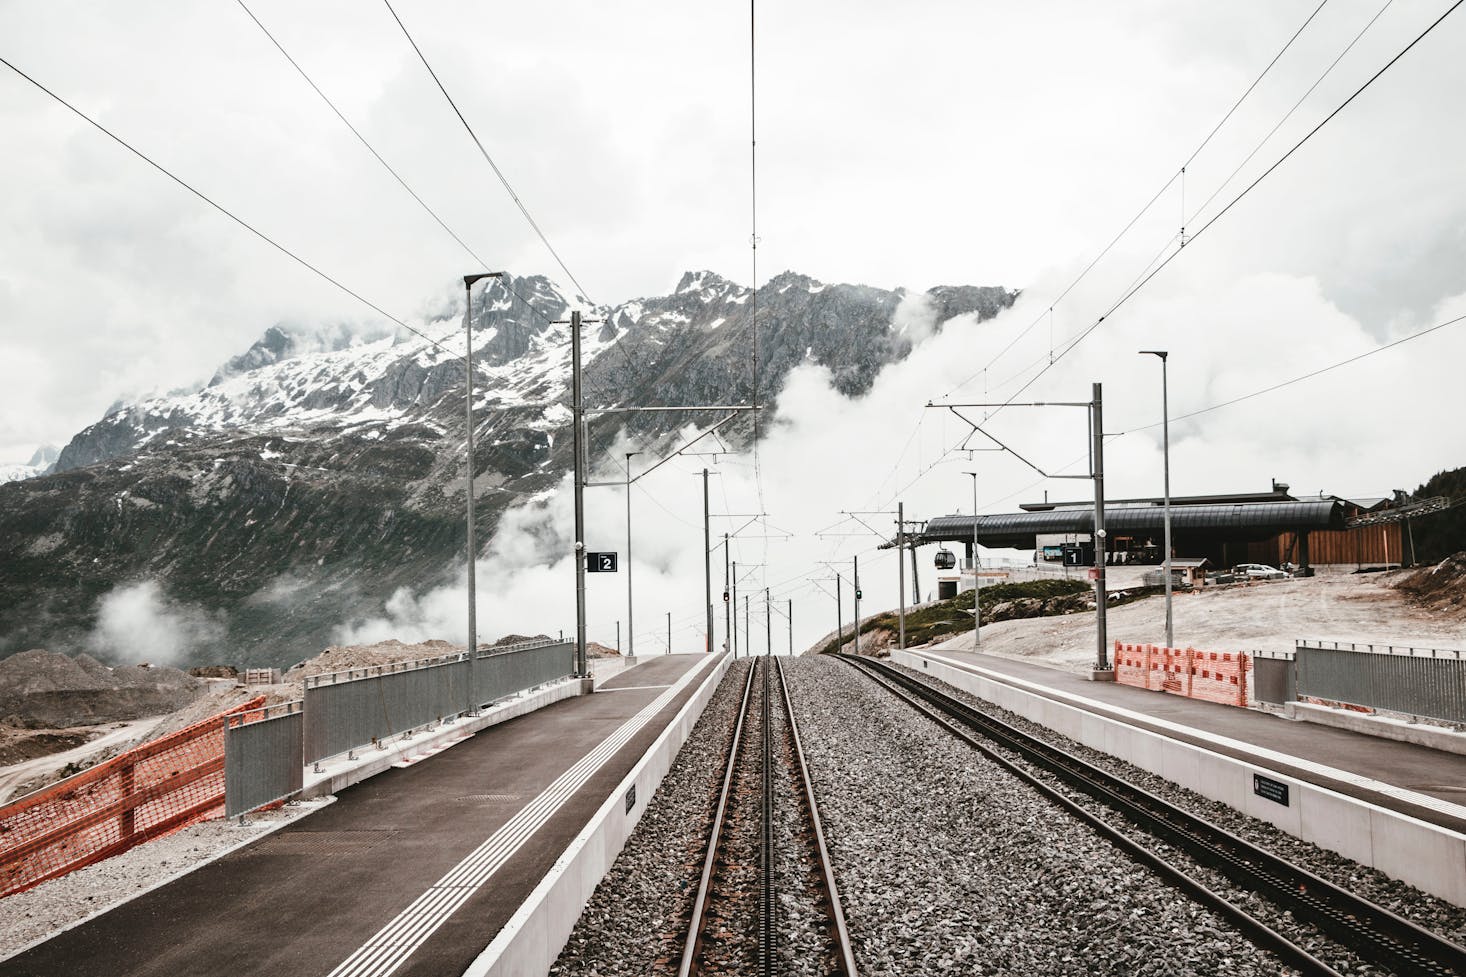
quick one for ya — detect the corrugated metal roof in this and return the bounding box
[922,499,1343,548]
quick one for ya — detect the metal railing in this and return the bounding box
[225,701,304,819]
[1290,641,1466,723]
[1251,651,1297,706]
[302,640,573,764]
[1250,644,1466,721]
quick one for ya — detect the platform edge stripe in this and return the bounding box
[330,888,468,977]
[324,656,716,977]
[438,718,653,889]
[462,652,729,977]
[917,649,1466,823]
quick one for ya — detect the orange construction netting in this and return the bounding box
[1114,641,1250,707]
[0,696,266,899]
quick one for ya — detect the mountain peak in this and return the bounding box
[675,270,735,295]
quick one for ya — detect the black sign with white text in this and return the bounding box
[587,552,618,573]
[1253,773,1290,806]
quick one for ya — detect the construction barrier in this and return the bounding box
[0,696,265,899]
[1113,641,1249,707]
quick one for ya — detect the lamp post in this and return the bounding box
[1140,350,1172,650]
[462,271,502,715]
[963,471,980,651]
[624,451,641,665]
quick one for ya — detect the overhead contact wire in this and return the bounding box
[0,53,450,355]
[942,0,1335,402]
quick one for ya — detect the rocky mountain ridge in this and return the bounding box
[0,270,1016,666]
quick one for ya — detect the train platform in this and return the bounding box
[897,647,1466,834]
[2,652,726,977]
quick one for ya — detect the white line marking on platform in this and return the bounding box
[595,684,673,692]
[325,654,719,977]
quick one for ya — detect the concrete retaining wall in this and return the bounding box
[1285,701,1466,757]
[464,654,732,976]
[894,649,1466,907]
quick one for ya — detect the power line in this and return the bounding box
[377,0,643,390]
[998,0,1464,407]
[381,0,590,303]
[1149,310,1466,429]
[1185,0,1395,230]
[1183,0,1332,169]
[0,53,450,355]
[941,0,1337,402]
[234,0,494,274]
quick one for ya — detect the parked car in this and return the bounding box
[1232,563,1288,580]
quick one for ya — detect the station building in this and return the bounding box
[918,481,1417,574]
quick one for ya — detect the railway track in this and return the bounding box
[679,658,858,977]
[839,654,1466,977]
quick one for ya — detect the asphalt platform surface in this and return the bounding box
[3,653,719,977]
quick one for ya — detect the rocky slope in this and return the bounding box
[0,270,1015,667]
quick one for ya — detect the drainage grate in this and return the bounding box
[247,830,399,856]
[454,793,522,803]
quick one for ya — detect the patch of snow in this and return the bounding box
[708,317,727,330]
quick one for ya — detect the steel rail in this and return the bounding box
[841,655,1466,977]
[775,657,860,976]
[758,660,776,973]
[679,662,757,977]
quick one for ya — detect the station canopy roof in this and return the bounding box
[920,499,1345,550]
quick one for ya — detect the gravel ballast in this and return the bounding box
[782,655,1293,976]
[883,658,1466,950]
[551,659,752,975]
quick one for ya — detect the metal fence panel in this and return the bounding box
[472,641,575,707]
[302,639,575,764]
[1252,652,1295,705]
[1295,641,1466,724]
[303,655,468,764]
[225,702,303,819]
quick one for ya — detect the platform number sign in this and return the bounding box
[587,552,618,573]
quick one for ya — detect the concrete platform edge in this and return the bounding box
[893,649,1466,908]
[463,653,732,977]
[1284,701,1466,756]
[298,678,583,801]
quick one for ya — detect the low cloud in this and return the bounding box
[89,580,226,665]
[892,291,940,345]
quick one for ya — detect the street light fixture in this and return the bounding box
[962,471,980,651]
[624,451,641,665]
[463,271,503,715]
[1140,350,1173,650]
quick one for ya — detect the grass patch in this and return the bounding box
[815,578,1095,654]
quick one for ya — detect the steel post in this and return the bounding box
[704,469,713,654]
[897,501,906,651]
[1092,381,1111,676]
[572,310,588,682]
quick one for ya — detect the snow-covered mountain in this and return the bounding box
[1,271,1016,666]
[0,445,57,485]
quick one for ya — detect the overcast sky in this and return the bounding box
[2,0,1463,471]
[6,0,1466,652]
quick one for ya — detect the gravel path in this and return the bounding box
[783,656,1292,976]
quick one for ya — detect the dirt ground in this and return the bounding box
[0,639,502,804]
[931,567,1465,671]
